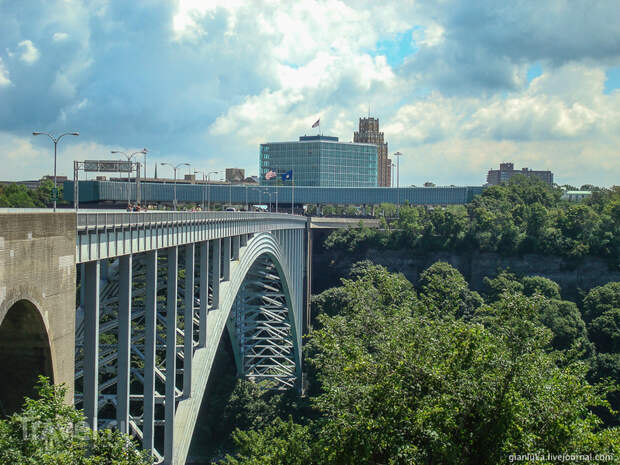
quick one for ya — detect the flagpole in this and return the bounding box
[291,171,295,215]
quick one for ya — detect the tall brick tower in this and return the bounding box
[354,117,391,187]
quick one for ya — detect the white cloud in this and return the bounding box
[0,1,619,188]
[52,32,69,42]
[0,58,10,87]
[18,39,40,64]
[413,22,445,47]
[384,64,620,186]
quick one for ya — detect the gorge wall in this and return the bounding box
[311,230,620,302]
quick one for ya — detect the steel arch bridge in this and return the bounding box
[71,211,307,464]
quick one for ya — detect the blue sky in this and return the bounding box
[0,0,619,187]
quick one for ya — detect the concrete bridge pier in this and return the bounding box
[0,212,76,415]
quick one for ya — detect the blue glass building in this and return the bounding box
[260,135,378,187]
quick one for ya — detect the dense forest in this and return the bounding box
[324,178,620,268]
[210,261,619,464]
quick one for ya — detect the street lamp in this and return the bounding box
[111,149,147,207]
[206,171,218,211]
[32,131,79,212]
[161,162,190,210]
[394,151,403,211]
[274,190,279,213]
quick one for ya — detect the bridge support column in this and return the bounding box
[83,260,100,431]
[232,235,240,260]
[222,237,231,281]
[184,244,194,397]
[143,250,157,452]
[117,254,132,434]
[165,246,178,465]
[199,241,209,348]
[240,234,248,247]
[211,239,221,309]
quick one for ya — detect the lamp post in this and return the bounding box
[111,149,148,207]
[393,151,402,211]
[161,162,190,210]
[32,131,79,212]
[274,190,279,213]
[206,171,218,211]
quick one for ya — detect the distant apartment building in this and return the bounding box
[486,163,554,186]
[260,135,378,187]
[354,117,391,187]
[226,168,245,183]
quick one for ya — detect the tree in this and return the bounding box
[588,308,620,354]
[483,270,524,302]
[0,377,150,465]
[538,298,590,353]
[222,417,313,465]
[582,282,620,323]
[522,275,561,300]
[222,267,619,465]
[418,261,483,319]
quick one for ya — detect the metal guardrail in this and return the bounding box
[76,211,307,230]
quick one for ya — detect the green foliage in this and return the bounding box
[0,179,67,208]
[588,308,620,354]
[221,418,313,465]
[522,275,562,299]
[0,377,150,465]
[582,282,620,323]
[483,270,524,302]
[418,261,483,319]
[222,266,619,465]
[539,299,591,353]
[322,179,620,267]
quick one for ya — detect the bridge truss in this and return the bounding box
[74,230,303,464]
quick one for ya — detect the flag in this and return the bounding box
[281,170,293,181]
[312,118,320,128]
[265,170,276,180]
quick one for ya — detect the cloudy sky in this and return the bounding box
[0,0,619,187]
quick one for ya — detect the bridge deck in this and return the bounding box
[75,211,307,263]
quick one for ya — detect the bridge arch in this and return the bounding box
[173,231,303,464]
[0,299,54,416]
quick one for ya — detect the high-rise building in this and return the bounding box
[486,162,554,186]
[260,135,378,187]
[354,117,391,187]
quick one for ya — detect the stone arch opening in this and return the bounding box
[0,299,53,417]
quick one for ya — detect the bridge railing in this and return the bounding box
[76,210,306,230]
